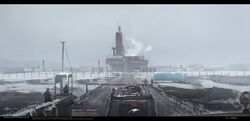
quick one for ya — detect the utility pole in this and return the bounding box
[60,41,66,72]
[106,65,109,80]
[98,59,100,79]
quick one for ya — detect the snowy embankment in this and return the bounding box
[188,78,250,92]
[0,72,109,97]
[136,72,250,92]
[158,78,250,92]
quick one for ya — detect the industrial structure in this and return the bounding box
[106,26,148,72]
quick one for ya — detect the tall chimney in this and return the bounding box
[115,25,124,56]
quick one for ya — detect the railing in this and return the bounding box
[0,72,113,80]
[11,98,64,116]
[136,71,250,79]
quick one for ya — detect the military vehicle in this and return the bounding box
[107,85,156,116]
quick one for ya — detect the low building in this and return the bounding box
[106,56,148,72]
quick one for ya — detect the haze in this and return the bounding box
[0,5,250,68]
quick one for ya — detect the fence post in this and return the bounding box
[24,72,25,77]
[86,83,88,94]
[16,72,17,78]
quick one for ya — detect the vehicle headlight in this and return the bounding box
[239,91,250,105]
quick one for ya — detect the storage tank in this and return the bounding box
[153,72,187,82]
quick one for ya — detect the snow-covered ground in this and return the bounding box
[157,79,250,92]
[136,72,250,92]
[194,79,250,92]
[0,79,101,96]
[0,72,110,97]
[1,71,250,95]
[157,82,201,89]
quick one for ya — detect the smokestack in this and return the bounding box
[115,25,124,56]
[118,26,121,32]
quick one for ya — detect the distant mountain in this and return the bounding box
[185,63,250,71]
[0,58,60,69]
[0,58,22,68]
[226,63,250,71]
[185,64,205,71]
[201,63,250,71]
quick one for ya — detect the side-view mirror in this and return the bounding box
[239,91,250,114]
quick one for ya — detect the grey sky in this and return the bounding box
[0,5,250,68]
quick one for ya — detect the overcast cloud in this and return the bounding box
[0,5,250,67]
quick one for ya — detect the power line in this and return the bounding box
[65,47,72,72]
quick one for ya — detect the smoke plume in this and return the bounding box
[125,38,152,56]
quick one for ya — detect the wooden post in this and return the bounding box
[86,83,88,94]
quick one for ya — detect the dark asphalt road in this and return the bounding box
[76,73,208,116]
